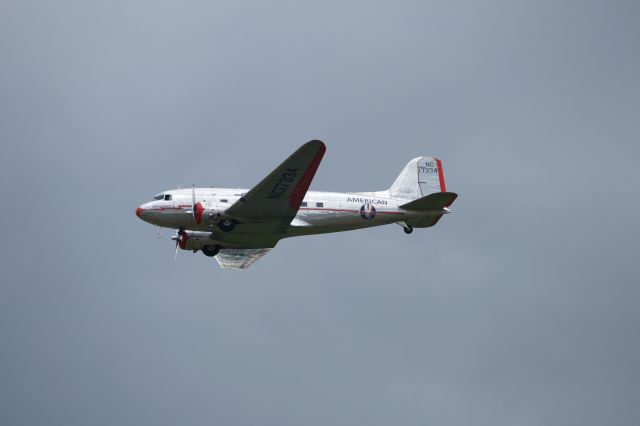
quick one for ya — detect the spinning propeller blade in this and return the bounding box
[191,185,196,223]
[171,228,187,261]
[190,185,205,225]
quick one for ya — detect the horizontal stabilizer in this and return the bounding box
[400,192,458,211]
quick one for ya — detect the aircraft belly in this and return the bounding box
[209,232,280,249]
[182,231,278,250]
[144,210,190,228]
[285,209,404,237]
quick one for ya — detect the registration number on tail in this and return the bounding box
[419,161,438,174]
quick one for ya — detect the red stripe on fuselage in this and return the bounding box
[299,207,358,213]
[146,206,404,215]
[299,207,403,215]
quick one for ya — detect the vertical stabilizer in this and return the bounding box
[389,157,446,200]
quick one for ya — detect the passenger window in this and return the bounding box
[220,199,228,203]
[316,202,323,208]
[301,202,307,207]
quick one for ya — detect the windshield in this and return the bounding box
[152,193,172,201]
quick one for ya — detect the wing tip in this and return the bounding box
[307,139,326,152]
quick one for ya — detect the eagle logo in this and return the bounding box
[360,204,377,220]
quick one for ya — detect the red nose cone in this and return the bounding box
[136,207,143,218]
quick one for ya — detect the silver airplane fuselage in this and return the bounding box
[136,188,446,249]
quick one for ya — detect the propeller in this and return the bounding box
[188,185,205,225]
[191,185,196,223]
[173,238,179,261]
[171,228,188,261]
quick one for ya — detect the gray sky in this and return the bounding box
[1,1,639,425]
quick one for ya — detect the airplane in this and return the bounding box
[135,140,457,269]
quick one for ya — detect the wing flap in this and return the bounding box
[215,248,271,269]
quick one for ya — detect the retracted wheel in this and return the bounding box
[403,225,414,234]
[218,219,237,232]
[202,245,220,257]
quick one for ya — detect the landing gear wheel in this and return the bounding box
[202,245,220,257]
[403,225,414,234]
[218,219,237,232]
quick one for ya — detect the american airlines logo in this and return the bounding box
[360,204,377,220]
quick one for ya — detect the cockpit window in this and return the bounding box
[152,193,172,201]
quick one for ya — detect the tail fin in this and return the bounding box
[389,157,447,200]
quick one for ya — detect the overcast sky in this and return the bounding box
[1,1,639,425]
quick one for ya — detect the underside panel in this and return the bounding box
[216,248,271,269]
[406,214,444,228]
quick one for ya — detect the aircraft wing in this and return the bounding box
[226,140,325,221]
[215,248,271,269]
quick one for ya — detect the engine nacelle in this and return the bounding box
[173,230,222,251]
